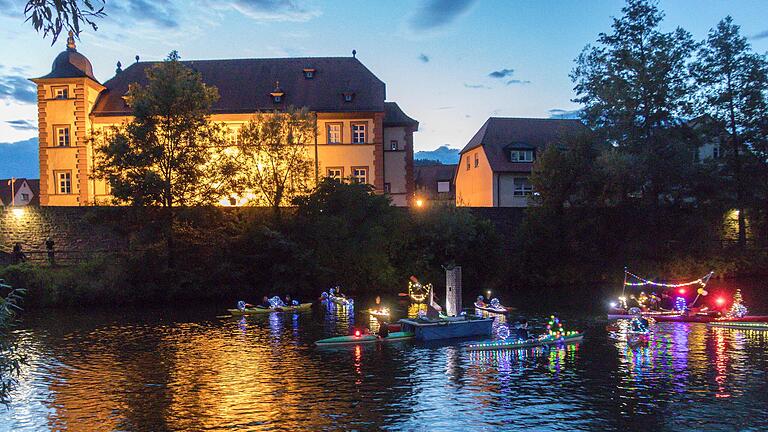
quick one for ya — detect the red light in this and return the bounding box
[716,297,725,305]
[678,288,686,295]
[354,330,361,337]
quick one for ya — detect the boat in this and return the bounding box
[607,309,680,320]
[398,315,495,341]
[474,302,514,314]
[466,332,583,351]
[364,308,391,319]
[314,331,414,347]
[653,314,768,323]
[328,295,353,306]
[228,302,312,316]
[708,321,768,331]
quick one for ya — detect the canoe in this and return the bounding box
[228,302,312,316]
[328,296,353,306]
[315,331,415,347]
[474,303,514,314]
[654,315,768,323]
[708,321,768,331]
[466,332,584,351]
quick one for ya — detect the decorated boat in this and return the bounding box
[708,321,768,331]
[408,276,431,303]
[466,332,583,351]
[474,296,514,314]
[320,287,353,306]
[365,307,391,319]
[315,331,414,347]
[607,310,680,320]
[228,302,312,316]
[653,314,768,323]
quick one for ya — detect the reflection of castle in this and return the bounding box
[31,33,418,206]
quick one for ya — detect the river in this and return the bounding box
[2,297,768,431]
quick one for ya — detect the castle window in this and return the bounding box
[53,86,68,99]
[327,167,343,181]
[21,193,29,202]
[303,68,316,79]
[352,123,366,144]
[474,152,479,168]
[272,94,282,103]
[510,149,534,162]
[390,140,398,150]
[437,181,450,193]
[384,183,391,193]
[327,123,342,144]
[56,171,72,194]
[55,126,70,147]
[466,155,470,171]
[352,167,368,184]
[513,177,533,196]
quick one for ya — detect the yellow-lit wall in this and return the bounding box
[455,147,495,206]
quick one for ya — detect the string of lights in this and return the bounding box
[623,270,714,288]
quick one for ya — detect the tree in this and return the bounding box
[691,16,768,246]
[233,107,316,215]
[24,0,105,44]
[571,0,697,205]
[95,51,232,208]
[0,281,25,407]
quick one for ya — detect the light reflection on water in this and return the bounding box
[2,307,768,431]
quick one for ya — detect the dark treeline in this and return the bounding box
[514,0,768,291]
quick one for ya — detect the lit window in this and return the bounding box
[510,150,534,162]
[352,124,366,144]
[352,167,367,184]
[437,181,450,193]
[390,140,398,151]
[53,87,68,99]
[474,152,479,168]
[21,193,29,202]
[327,124,342,144]
[513,177,533,196]
[327,167,343,181]
[56,126,70,147]
[57,172,72,194]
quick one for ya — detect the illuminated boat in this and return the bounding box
[654,314,768,323]
[365,308,391,319]
[398,315,494,341]
[314,331,414,347]
[228,302,312,316]
[329,295,353,306]
[607,309,680,320]
[474,297,514,314]
[466,332,583,351]
[707,321,768,331]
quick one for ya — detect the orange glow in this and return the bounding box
[354,330,361,337]
[415,198,424,207]
[716,297,726,306]
[678,288,686,295]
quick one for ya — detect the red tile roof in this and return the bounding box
[92,57,386,116]
[461,117,590,173]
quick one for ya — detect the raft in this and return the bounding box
[707,321,768,331]
[314,331,414,347]
[228,302,312,316]
[466,332,584,351]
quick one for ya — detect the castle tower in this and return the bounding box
[30,32,104,206]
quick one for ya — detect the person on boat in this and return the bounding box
[659,291,674,310]
[514,318,532,341]
[377,320,390,339]
[630,311,650,333]
[475,295,486,308]
[284,294,292,306]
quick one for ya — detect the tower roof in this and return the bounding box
[37,31,98,82]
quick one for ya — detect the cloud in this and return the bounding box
[108,0,180,28]
[548,108,582,120]
[6,119,36,131]
[506,79,531,85]
[0,74,37,104]
[488,68,514,79]
[463,83,491,89]
[223,0,320,22]
[408,0,477,32]
[418,53,430,63]
[751,30,768,40]
[435,106,454,110]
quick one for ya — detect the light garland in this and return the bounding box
[408,280,432,303]
[674,296,687,312]
[624,270,713,288]
[726,289,748,318]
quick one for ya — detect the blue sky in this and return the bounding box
[1,0,767,154]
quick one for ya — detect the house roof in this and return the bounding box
[384,102,419,129]
[91,57,386,116]
[0,178,35,206]
[415,164,457,187]
[460,117,590,173]
[26,179,40,206]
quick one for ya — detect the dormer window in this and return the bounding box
[270,81,285,104]
[343,92,355,103]
[303,68,316,79]
[510,149,534,162]
[53,86,68,99]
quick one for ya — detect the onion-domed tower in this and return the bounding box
[31,32,105,205]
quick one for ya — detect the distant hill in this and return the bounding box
[0,137,39,178]
[415,145,460,164]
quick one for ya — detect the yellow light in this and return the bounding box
[12,208,24,218]
[415,198,424,207]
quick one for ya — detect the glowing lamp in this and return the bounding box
[354,330,361,337]
[716,297,725,306]
[12,208,24,218]
[678,288,686,295]
[609,302,617,308]
[415,198,424,207]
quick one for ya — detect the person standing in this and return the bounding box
[45,237,55,266]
